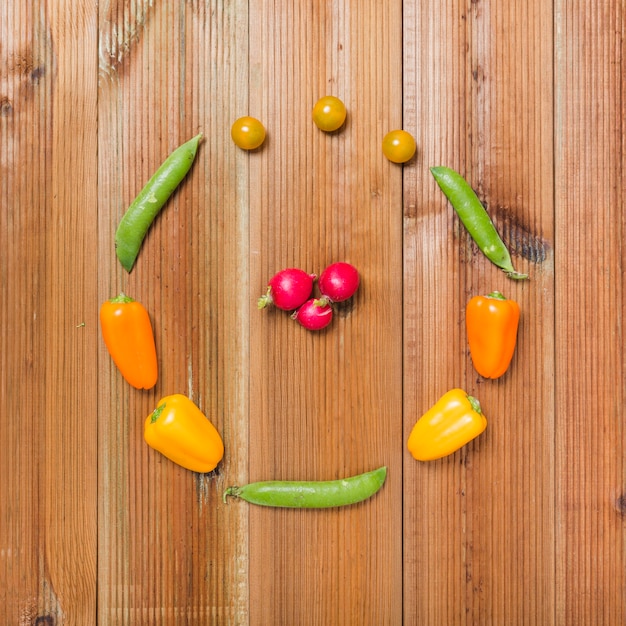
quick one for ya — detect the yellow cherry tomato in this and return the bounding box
[382,129,416,163]
[312,96,347,132]
[231,116,266,150]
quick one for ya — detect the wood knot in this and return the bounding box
[404,202,417,219]
[615,493,626,516]
[0,98,13,117]
[490,204,549,264]
[30,65,46,84]
[34,616,55,626]
[333,298,356,318]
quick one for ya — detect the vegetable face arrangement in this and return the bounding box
[466,291,520,379]
[223,466,386,508]
[115,134,202,273]
[430,166,528,280]
[100,98,536,509]
[407,389,487,462]
[100,294,158,390]
[144,394,224,473]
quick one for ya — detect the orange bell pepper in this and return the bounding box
[407,388,487,461]
[100,293,158,389]
[144,394,224,473]
[466,291,520,379]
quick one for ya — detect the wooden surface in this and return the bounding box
[1,1,624,624]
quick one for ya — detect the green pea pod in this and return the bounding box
[430,166,528,280]
[223,466,387,508]
[115,133,202,272]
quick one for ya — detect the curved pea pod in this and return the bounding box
[144,394,224,473]
[466,291,520,379]
[223,466,387,508]
[115,133,202,272]
[408,389,487,461]
[430,166,528,280]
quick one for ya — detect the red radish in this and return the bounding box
[258,268,316,311]
[292,299,333,331]
[316,262,360,304]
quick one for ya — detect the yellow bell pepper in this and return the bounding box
[407,389,487,461]
[144,394,224,473]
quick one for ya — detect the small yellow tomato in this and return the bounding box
[312,96,347,132]
[382,129,416,163]
[231,116,266,150]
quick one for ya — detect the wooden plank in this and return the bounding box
[247,1,404,623]
[554,2,626,623]
[0,3,47,621]
[2,1,626,623]
[403,1,555,623]
[97,1,249,623]
[0,1,99,623]
[0,2,97,624]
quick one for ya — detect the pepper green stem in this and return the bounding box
[486,290,507,300]
[109,292,135,304]
[467,395,482,414]
[150,402,166,423]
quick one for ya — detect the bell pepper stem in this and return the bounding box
[486,290,507,300]
[150,402,167,423]
[467,395,482,414]
[109,292,135,304]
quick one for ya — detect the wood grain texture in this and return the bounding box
[247,1,403,623]
[1,1,99,624]
[0,0,625,624]
[97,0,249,623]
[403,1,555,623]
[554,2,626,624]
